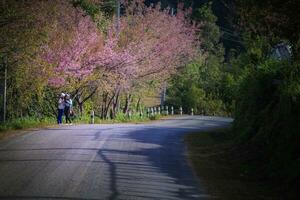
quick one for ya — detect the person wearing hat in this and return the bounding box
[57,93,65,124]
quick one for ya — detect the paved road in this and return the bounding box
[0,116,232,200]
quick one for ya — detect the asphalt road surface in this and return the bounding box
[0,116,232,200]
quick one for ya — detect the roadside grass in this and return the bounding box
[0,117,54,131]
[0,117,55,140]
[0,114,164,140]
[71,113,162,124]
[185,129,283,200]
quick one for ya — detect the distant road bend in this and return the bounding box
[0,116,232,200]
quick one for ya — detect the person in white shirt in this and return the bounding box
[57,93,65,124]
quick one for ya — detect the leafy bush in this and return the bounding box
[233,59,300,188]
[115,112,152,122]
[149,114,161,120]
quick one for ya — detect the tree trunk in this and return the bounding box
[123,94,132,114]
[136,97,141,112]
[73,86,97,118]
[101,92,108,119]
[78,102,83,116]
[74,94,84,117]
[112,89,120,119]
[104,92,115,119]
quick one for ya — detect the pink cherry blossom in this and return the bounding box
[44,0,200,89]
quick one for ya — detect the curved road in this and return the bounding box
[0,116,232,200]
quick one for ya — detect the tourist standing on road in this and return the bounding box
[57,93,65,124]
[64,94,73,124]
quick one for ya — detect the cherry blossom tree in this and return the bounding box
[88,1,199,83]
[43,0,200,117]
[0,0,78,117]
[89,0,200,116]
[43,2,103,87]
[41,1,106,114]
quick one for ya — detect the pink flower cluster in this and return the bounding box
[44,0,199,88]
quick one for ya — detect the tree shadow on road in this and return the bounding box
[93,125,215,200]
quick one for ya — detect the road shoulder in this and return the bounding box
[184,129,282,200]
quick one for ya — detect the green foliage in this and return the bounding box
[235,0,300,53]
[72,0,112,32]
[166,58,227,116]
[114,112,136,122]
[193,2,224,56]
[232,54,300,189]
[0,111,158,132]
[167,4,230,116]
[73,0,100,17]
[224,32,299,190]
[115,112,159,122]
[0,0,54,119]
[149,114,161,121]
[0,117,54,132]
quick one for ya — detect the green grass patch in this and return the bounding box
[0,117,55,140]
[0,117,54,132]
[0,114,162,132]
[185,129,284,200]
[72,113,161,124]
[0,113,164,140]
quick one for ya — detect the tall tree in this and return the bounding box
[0,0,60,118]
[235,0,300,59]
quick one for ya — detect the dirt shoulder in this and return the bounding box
[184,129,284,200]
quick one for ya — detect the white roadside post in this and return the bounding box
[191,108,194,116]
[166,106,169,115]
[180,106,183,115]
[171,106,174,115]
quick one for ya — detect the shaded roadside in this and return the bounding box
[185,129,288,200]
